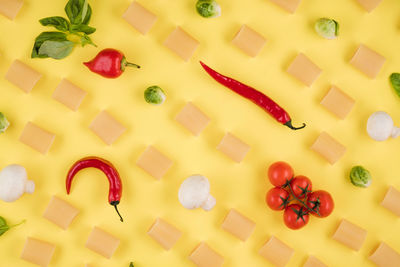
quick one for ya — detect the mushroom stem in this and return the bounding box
[25,180,35,194]
[391,126,400,138]
[201,195,216,211]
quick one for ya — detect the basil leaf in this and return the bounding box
[80,34,96,47]
[39,16,70,32]
[65,0,88,25]
[82,4,92,25]
[70,24,96,34]
[390,73,400,98]
[0,216,9,236]
[38,40,74,59]
[31,32,68,58]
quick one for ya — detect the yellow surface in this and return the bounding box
[1,0,400,266]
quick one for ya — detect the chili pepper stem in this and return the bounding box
[121,57,140,71]
[284,120,306,130]
[112,202,124,222]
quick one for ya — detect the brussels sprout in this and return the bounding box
[350,166,372,188]
[144,86,166,105]
[0,112,10,134]
[196,0,221,18]
[315,18,339,39]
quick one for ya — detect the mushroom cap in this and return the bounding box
[367,111,394,141]
[0,164,28,202]
[178,175,210,209]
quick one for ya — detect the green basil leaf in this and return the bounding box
[39,16,70,32]
[38,40,75,59]
[80,34,96,47]
[70,24,96,34]
[390,73,400,98]
[65,0,88,25]
[82,4,92,25]
[31,32,68,58]
[0,216,9,236]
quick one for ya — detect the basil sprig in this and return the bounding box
[32,0,96,60]
[0,216,25,236]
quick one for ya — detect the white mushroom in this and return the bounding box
[178,175,216,211]
[0,164,35,202]
[367,111,400,141]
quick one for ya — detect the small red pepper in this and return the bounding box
[83,48,140,78]
[200,61,306,130]
[66,156,124,222]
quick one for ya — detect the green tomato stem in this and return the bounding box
[286,181,320,216]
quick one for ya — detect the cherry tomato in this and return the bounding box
[268,161,294,187]
[266,187,290,211]
[283,204,309,230]
[289,175,312,199]
[307,190,334,218]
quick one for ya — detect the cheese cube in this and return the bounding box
[5,60,42,93]
[19,122,55,155]
[43,196,79,230]
[175,102,210,136]
[189,242,224,267]
[147,218,182,250]
[232,25,267,57]
[268,0,302,13]
[303,256,327,267]
[136,146,173,180]
[122,1,157,35]
[86,227,120,259]
[320,86,355,119]
[20,237,56,267]
[369,242,400,267]
[287,53,322,87]
[310,132,346,165]
[89,110,126,145]
[164,27,199,61]
[52,79,87,111]
[381,186,400,217]
[332,219,367,251]
[0,0,23,20]
[356,0,382,12]
[259,236,294,267]
[221,209,256,241]
[350,44,385,79]
[217,132,250,163]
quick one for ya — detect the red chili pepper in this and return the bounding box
[83,48,140,78]
[200,61,306,130]
[66,156,124,222]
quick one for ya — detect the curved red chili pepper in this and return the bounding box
[200,61,306,130]
[66,156,124,222]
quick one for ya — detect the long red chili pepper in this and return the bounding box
[200,61,306,130]
[66,156,124,222]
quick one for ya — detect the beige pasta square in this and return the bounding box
[221,209,256,241]
[381,186,400,217]
[217,132,250,163]
[122,1,157,35]
[350,44,385,79]
[259,236,294,267]
[20,237,56,267]
[232,25,267,57]
[268,0,302,13]
[43,196,79,230]
[287,53,322,87]
[5,60,42,93]
[320,86,355,119]
[332,219,367,251]
[136,146,173,180]
[356,0,382,12]
[303,255,327,267]
[52,79,87,111]
[89,110,126,145]
[164,27,199,61]
[175,102,210,136]
[86,227,120,259]
[189,242,224,267]
[0,0,23,20]
[310,132,346,165]
[147,218,182,250]
[369,242,400,267]
[19,122,56,155]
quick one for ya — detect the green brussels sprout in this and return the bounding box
[315,18,339,39]
[350,166,372,188]
[196,0,221,18]
[0,112,10,134]
[144,86,166,105]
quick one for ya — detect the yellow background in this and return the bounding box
[1,0,400,266]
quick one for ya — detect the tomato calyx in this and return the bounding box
[296,184,312,198]
[278,195,291,209]
[292,206,309,223]
[286,182,321,217]
[308,197,321,214]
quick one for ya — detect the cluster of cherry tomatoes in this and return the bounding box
[265,161,334,230]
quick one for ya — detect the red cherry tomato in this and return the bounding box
[289,175,312,199]
[307,190,334,218]
[268,161,294,187]
[266,187,290,211]
[283,204,309,230]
